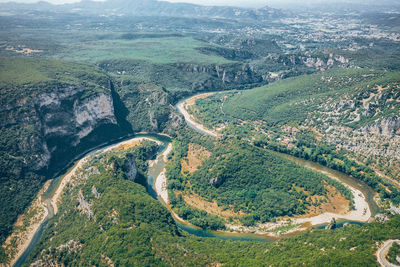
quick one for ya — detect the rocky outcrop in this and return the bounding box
[175,63,265,91]
[38,86,116,144]
[271,53,351,71]
[37,86,118,171]
[1,83,119,173]
[209,176,225,188]
[325,218,337,230]
[360,117,400,137]
[0,58,127,248]
[31,240,83,267]
[123,154,137,182]
[92,185,101,199]
[78,190,93,219]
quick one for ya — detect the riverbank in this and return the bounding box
[293,174,371,226]
[8,137,162,266]
[226,183,371,237]
[53,137,161,215]
[7,90,380,263]
[2,181,51,266]
[153,143,210,231]
[154,143,172,204]
[177,93,219,137]
[175,92,374,236]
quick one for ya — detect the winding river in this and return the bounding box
[174,93,380,230]
[14,93,381,266]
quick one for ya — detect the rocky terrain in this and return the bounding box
[0,59,123,247]
[31,87,117,170]
[0,57,188,252]
[311,79,400,181]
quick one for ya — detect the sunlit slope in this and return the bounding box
[24,139,400,266]
[55,37,234,65]
[223,69,400,128]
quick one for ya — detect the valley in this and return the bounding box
[11,122,400,266]
[170,93,376,236]
[0,0,400,265]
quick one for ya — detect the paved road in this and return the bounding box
[377,240,400,267]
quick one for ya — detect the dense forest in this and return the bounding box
[189,69,400,206]
[24,141,400,266]
[1,1,400,265]
[387,242,400,265]
[166,129,352,229]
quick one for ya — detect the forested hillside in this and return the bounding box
[24,140,400,266]
[0,58,125,248]
[166,130,352,229]
[190,69,400,205]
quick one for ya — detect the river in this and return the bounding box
[13,134,170,266]
[14,93,381,265]
[174,92,380,231]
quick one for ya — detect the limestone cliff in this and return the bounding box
[36,86,117,169]
[0,58,125,245]
[1,85,119,173]
[360,116,400,137]
[174,63,265,91]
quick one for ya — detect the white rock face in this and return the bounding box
[75,94,115,126]
[37,87,117,145]
[360,116,400,137]
[74,94,117,140]
[29,85,118,169]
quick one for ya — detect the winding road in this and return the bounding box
[377,240,400,267]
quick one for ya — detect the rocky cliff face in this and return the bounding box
[360,116,400,137]
[1,84,119,173]
[36,86,117,169]
[99,60,267,97]
[0,58,128,246]
[174,63,265,91]
[112,78,183,134]
[123,154,137,182]
[306,79,400,181]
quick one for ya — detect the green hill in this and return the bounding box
[190,68,400,206]
[23,139,400,266]
[167,134,352,228]
[222,69,399,128]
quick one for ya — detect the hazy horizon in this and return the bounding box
[0,0,397,8]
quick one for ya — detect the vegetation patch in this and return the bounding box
[302,184,350,217]
[387,242,400,265]
[24,138,400,266]
[181,143,211,175]
[189,69,400,206]
[167,129,352,229]
[55,37,233,65]
[181,191,244,219]
[25,141,165,266]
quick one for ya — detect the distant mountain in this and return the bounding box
[0,0,286,20]
[267,0,400,12]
